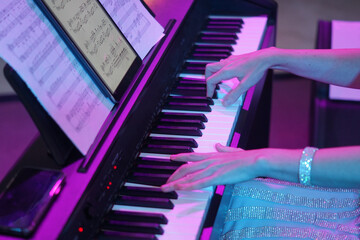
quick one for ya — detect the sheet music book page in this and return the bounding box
[100,0,164,59]
[329,20,360,101]
[0,0,115,155]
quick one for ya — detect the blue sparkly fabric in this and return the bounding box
[220,178,360,239]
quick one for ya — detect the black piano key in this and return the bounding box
[198,37,236,45]
[172,86,207,97]
[193,48,232,54]
[204,25,240,33]
[184,65,206,71]
[192,49,233,57]
[190,52,230,61]
[167,96,213,105]
[191,52,231,58]
[193,43,234,52]
[201,31,238,39]
[182,62,207,74]
[178,76,206,82]
[102,220,164,234]
[141,144,193,155]
[207,21,243,28]
[107,210,168,224]
[178,81,206,87]
[182,66,205,75]
[98,230,158,240]
[177,80,207,87]
[156,118,205,129]
[164,102,211,112]
[175,82,220,91]
[207,17,244,24]
[119,186,178,200]
[152,125,202,136]
[184,61,207,68]
[198,34,237,45]
[137,157,185,166]
[158,112,208,122]
[127,173,170,186]
[146,136,198,148]
[133,164,179,174]
[181,67,205,74]
[213,93,218,99]
[115,195,174,209]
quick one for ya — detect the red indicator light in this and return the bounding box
[106,186,110,190]
[109,182,112,185]
[113,166,117,170]
[78,227,84,233]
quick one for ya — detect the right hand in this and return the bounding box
[206,47,275,106]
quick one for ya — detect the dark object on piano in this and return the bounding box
[0,167,65,238]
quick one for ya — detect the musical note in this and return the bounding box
[99,0,164,59]
[50,0,73,11]
[0,1,32,42]
[66,87,101,132]
[84,18,112,55]
[66,0,99,33]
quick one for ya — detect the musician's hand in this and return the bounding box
[161,143,265,192]
[206,47,275,106]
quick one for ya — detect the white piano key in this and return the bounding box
[124,182,214,197]
[140,152,172,159]
[112,187,213,240]
[233,16,268,55]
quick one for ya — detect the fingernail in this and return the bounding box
[161,184,172,192]
[223,100,230,107]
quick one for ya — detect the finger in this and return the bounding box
[215,143,243,153]
[205,61,225,79]
[162,167,214,191]
[161,182,175,192]
[166,160,210,183]
[206,68,238,98]
[222,80,249,107]
[223,70,267,106]
[173,175,216,191]
[170,152,216,162]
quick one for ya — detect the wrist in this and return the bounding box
[255,148,303,182]
[252,148,272,177]
[261,47,282,70]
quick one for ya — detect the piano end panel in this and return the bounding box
[244,24,276,150]
[207,184,235,240]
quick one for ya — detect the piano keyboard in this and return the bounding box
[96,16,267,240]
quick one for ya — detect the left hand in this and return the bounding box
[161,143,264,192]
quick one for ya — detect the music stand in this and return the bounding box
[3,64,82,166]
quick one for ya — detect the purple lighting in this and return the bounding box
[48,179,63,197]
[243,86,255,111]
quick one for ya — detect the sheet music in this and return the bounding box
[100,0,164,59]
[42,0,138,94]
[0,0,114,155]
[329,20,360,101]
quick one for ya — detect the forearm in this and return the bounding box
[264,47,360,88]
[259,146,360,188]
